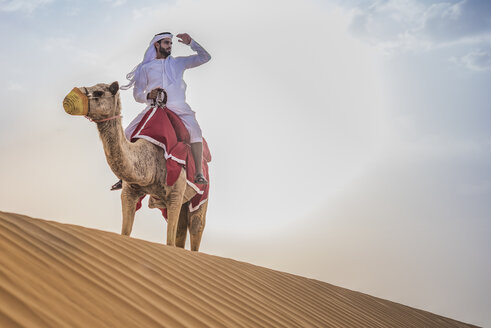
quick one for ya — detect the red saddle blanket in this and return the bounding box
[130,106,211,218]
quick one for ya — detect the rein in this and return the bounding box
[85,115,122,123]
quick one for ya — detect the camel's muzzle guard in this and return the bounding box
[63,87,89,116]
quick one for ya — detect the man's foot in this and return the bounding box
[194,173,208,185]
[110,179,123,191]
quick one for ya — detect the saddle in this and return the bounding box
[130,90,211,217]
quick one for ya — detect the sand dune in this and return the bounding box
[0,211,478,328]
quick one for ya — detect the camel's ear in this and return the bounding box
[109,81,119,95]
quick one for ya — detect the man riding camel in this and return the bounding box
[111,31,211,190]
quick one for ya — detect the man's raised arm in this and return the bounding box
[177,33,211,70]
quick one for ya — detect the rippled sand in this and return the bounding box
[0,211,478,327]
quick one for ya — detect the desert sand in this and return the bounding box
[0,211,478,327]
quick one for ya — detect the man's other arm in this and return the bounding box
[133,67,152,104]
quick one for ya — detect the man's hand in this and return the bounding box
[177,33,192,45]
[147,88,163,100]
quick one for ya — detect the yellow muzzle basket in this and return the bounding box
[63,87,89,116]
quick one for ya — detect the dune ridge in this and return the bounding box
[0,211,478,327]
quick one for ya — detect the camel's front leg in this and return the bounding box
[165,173,187,246]
[175,203,189,248]
[121,184,144,236]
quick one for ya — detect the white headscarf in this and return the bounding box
[121,32,174,90]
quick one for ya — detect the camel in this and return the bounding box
[63,81,207,251]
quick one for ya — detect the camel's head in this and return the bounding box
[63,81,120,121]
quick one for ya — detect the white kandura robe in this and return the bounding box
[125,39,211,143]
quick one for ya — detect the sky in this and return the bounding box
[0,0,490,326]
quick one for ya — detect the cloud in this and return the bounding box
[0,0,53,13]
[132,6,154,20]
[101,0,126,7]
[451,47,491,71]
[41,36,102,66]
[348,0,424,40]
[7,81,22,91]
[343,0,491,54]
[421,0,491,42]
[64,5,80,16]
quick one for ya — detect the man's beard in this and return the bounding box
[158,47,171,58]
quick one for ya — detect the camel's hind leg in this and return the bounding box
[175,204,189,249]
[188,201,208,252]
[121,184,144,236]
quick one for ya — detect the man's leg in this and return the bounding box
[111,179,123,191]
[124,106,151,140]
[181,112,207,185]
[191,142,207,184]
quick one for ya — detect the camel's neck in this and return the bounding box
[96,118,136,182]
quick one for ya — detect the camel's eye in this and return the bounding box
[93,91,104,98]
